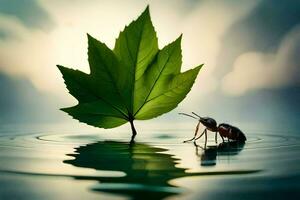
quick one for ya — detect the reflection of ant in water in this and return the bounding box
[194,141,245,166]
[179,112,247,147]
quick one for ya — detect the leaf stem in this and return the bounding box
[129,119,137,143]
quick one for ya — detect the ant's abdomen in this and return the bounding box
[230,129,246,142]
[237,131,247,141]
[218,123,247,142]
[218,128,230,138]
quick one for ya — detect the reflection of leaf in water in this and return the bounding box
[64,141,258,200]
[64,141,189,200]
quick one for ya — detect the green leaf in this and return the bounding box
[135,65,202,120]
[57,65,128,128]
[113,6,159,112]
[57,6,203,136]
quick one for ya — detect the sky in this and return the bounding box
[0,0,299,131]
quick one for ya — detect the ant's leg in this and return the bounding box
[220,135,225,142]
[194,128,206,141]
[193,142,204,156]
[215,132,218,143]
[204,129,208,149]
[184,121,201,143]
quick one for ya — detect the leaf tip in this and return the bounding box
[198,63,204,70]
[57,65,65,72]
[179,33,183,40]
[145,5,150,13]
[194,64,204,75]
[141,5,150,19]
[60,107,69,114]
[86,33,94,42]
[176,34,183,44]
[87,33,101,47]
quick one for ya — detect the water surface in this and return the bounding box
[0,126,299,199]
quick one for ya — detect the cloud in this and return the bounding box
[0,0,54,31]
[0,0,259,103]
[215,0,300,79]
[0,72,64,123]
[221,25,300,95]
[181,0,259,95]
[0,15,60,93]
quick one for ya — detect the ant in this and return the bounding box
[179,112,246,146]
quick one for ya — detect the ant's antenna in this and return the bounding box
[178,113,198,120]
[192,112,202,119]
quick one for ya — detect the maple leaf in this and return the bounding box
[57,6,203,141]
